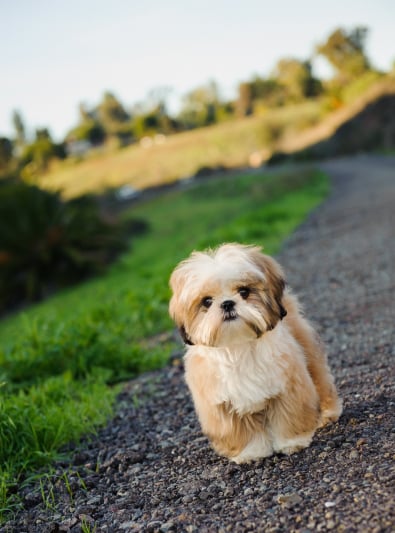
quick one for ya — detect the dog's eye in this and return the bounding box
[201,296,213,308]
[238,287,250,299]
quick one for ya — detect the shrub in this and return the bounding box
[0,179,147,314]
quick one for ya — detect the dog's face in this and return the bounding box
[169,244,287,347]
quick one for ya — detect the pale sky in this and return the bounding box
[1,0,394,140]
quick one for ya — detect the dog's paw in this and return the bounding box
[278,444,306,455]
[232,433,273,463]
[319,398,343,427]
[273,433,313,456]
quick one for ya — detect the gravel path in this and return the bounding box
[4,154,395,533]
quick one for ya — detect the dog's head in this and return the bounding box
[169,243,287,347]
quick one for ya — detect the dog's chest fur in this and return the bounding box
[193,325,301,416]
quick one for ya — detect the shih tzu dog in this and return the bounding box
[169,243,342,463]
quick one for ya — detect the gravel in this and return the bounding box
[3,154,394,532]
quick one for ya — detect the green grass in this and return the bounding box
[0,166,329,519]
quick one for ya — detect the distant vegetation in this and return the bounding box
[1,25,392,189]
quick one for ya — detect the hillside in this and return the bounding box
[38,102,322,198]
[269,76,395,161]
[37,76,395,199]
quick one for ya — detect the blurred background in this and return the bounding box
[1,0,394,186]
[0,0,394,517]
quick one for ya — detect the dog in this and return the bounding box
[169,243,342,463]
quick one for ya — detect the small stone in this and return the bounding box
[120,522,137,530]
[87,495,102,505]
[276,492,302,507]
[349,450,359,460]
[79,514,94,524]
[160,522,175,532]
[147,521,162,530]
[325,501,336,508]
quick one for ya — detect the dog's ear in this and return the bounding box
[179,325,194,345]
[247,246,287,328]
[169,278,183,328]
[169,263,194,345]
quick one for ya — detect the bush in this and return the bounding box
[0,179,147,313]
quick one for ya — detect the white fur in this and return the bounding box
[186,322,305,416]
[272,433,314,455]
[233,432,273,464]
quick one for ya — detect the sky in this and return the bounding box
[1,0,394,141]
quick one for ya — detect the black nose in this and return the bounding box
[221,300,235,312]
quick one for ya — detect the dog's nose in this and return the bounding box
[221,300,235,312]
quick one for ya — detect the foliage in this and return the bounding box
[0,138,13,173]
[19,129,66,178]
[67,119,106,146]
[178,82,221,128]
[316,26,371,80]
[0,179,144,313]
[236,82,254,117]
[12,110,26,147]
[274,59,323,101]
[96,91,131,136]
[340,70,383,103]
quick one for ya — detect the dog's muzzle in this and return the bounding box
[221,300,238,321]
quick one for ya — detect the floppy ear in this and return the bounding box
[247,246,287,329]
[179,325,194,345]
[169,265,194,345]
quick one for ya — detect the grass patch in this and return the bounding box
[0,166,329,519]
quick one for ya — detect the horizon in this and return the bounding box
[1,0,394,141]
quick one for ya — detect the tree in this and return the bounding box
[12,110,26,147]
[316,27,371,79]
[20,128,65,176]
[236,82,253,117]
[66,103,106,146]
[147,86,173,117]
[273,58,322,101]
[96,91,131,136]
[0,137,13,173]
[178,82,220,128]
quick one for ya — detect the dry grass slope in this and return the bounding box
[39,102,322,198]
[38,76,395,199]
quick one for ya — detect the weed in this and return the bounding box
[81,518,97,533]
[62,472,74,503]
[39,475,56,511]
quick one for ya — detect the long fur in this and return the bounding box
[169,243,342,463]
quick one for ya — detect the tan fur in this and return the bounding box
[283,292,343,425]
[185,353,266,459]
[169,243,342,462]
